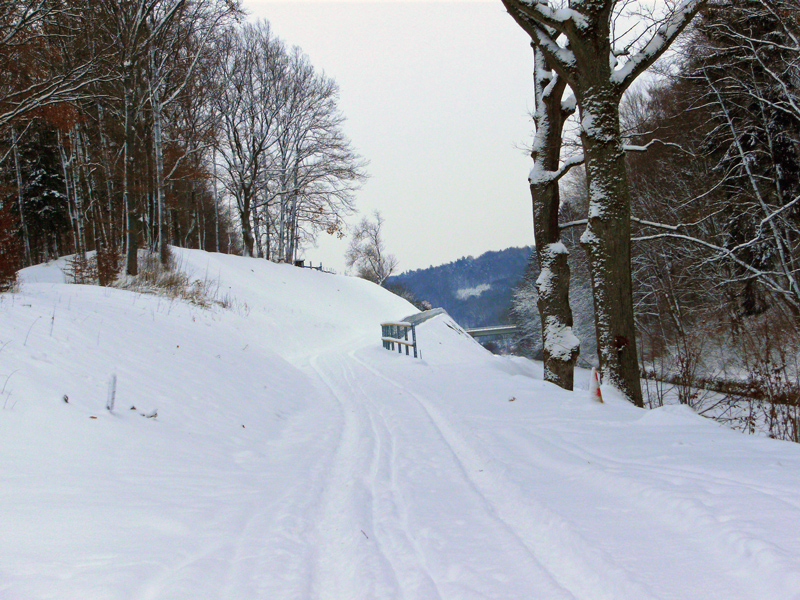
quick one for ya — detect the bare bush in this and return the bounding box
[96,244,121,286]
[65,253,98,284]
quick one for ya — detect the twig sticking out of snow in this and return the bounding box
[106,374,117,411]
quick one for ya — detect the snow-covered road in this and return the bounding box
[2,249,799,599]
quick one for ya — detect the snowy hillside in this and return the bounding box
[2,248,800,600]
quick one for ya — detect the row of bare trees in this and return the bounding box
[214,22,365,261]
[0,1,364,284]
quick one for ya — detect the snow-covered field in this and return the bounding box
[2,248,800,600]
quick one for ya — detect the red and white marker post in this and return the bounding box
[590,367,603,403]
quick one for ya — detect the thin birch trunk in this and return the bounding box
[213,147,219,252]
[11,128,32,264]
[97,104,117,250]
[57,130,81,256]
[69,126,86,257]
[151,45,168,265]
[124,64,139,276]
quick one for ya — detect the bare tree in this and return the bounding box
[213,25,364,262]
[502,0,707,405]
[95,0,199,275]
[346,211,398,286]
[213,21,286,258]
[271,49,365,264]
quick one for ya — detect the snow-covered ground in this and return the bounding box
[2,248,800,600]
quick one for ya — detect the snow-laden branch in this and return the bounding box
[623,139,696,156]
[631,217,681,231]
[529,152,584,185]
[760,195,800,229]
[704,70,800,301]
[501,1,576,75]
[632,232,800,310]
[612,0,708,89]
[559,218,587,230]
[512,0,588,33]
[528,23,577,73]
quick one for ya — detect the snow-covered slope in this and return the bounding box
[2,248,799,600]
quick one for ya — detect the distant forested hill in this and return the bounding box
[386,246,533,328]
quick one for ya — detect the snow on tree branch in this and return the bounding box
[611,0,708,89]
[529,152,584,185]
[512,0,589,33]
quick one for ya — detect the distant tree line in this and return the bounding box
[389,246,531,328]
[0,1,364,283]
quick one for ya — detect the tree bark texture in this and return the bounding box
[577,83,643,406]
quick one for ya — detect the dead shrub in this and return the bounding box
[96,243,121,286]
[112,249,238,310]
[65,253,98,284]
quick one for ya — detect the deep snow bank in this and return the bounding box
[1,248,799,600]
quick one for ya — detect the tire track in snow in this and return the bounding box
[306,352,404,600]
[337,356,445,600]
[311,349,575,600]
[351,352,664,600]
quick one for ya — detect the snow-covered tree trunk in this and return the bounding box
[577,83,641,404]
[529,48,580,390]
[502,0,706,406]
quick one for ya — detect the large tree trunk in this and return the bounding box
[530,49,580,390]
[578,83,643,406]
[501,0,706,407]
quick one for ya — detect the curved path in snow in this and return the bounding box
[293,335,800,600]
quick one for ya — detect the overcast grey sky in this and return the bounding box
[243,1,536,273]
